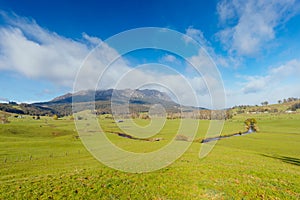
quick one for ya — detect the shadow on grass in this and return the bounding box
[262,154,300,166]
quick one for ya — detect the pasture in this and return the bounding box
[0,113,299,199]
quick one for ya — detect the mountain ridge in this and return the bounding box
[33,88,189,116]
[0,89,207,116]
[44,88,174,105]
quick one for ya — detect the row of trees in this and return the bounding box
[233,97,299,109]
[101,110,233,120]
[278,97,299,104]
[261,97,299,106]
[259,98,300,106]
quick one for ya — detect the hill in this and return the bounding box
[0,89,205,116]
[1,91,299,118]
[34,89,182,116]
[231,99,300,115]
[0,102,56,116]
[49,89,173,104]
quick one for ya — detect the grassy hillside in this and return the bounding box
[231,100,300,114]
[0,113,299,199]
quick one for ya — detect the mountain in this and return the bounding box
[0,89,206,116]
[32,89,183,116]
[48,89,173,105]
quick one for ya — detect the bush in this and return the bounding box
[77,116,83,120]
[139,113,150,120]
[0,113,10,124]
[244,118,259,132]
[0,118,10,124]
[291,103,300,111]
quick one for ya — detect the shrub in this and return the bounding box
[244,118,259,132]
[139,113,150,120]
[77,116,83,120]
[0,113,10,124]
[291,103,300,111]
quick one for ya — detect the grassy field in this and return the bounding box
[0,113,299,199]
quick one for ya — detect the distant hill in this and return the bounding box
[47,89,174,105]
[0,89,208,116]
[231,99,300,114]
[32,89,205,116]
[1,90,298,117]
[0,102,56,116]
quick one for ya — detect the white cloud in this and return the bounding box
[184,26,242,68]
[82,32,102,45]
[243,60,300,94]
[242,76,269,94]
[0,13,94,87]
[216,0,299,57]
[160,54,178,63]
[217,0,237,25]
[0,12,223,108]
[227,59,300,106]
[0,12,131,91]
[184,27,209,47]
[186,49,226,109]
[5,12,298,108]
[73,41,226,108]
[187,49,215,71]
[109,66,213,108]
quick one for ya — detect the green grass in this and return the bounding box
[0,114,299,199]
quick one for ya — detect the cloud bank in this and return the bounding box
[216,0,299,57]
[0,12,222,108]
[1,5,299,108]
[227,59,300,106]
[0,12,95,87]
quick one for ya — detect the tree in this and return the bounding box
[278,100,282,104]
[244,118,259,132]
[53,114,58,120]
[291,103,300,111]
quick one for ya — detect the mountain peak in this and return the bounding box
[48,89,173,104]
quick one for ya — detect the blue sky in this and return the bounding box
[0,0,300,108]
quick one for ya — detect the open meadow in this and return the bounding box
[0,113,299,199]
[1,1,300,199]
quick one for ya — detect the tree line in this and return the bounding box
[277,97,299,104]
